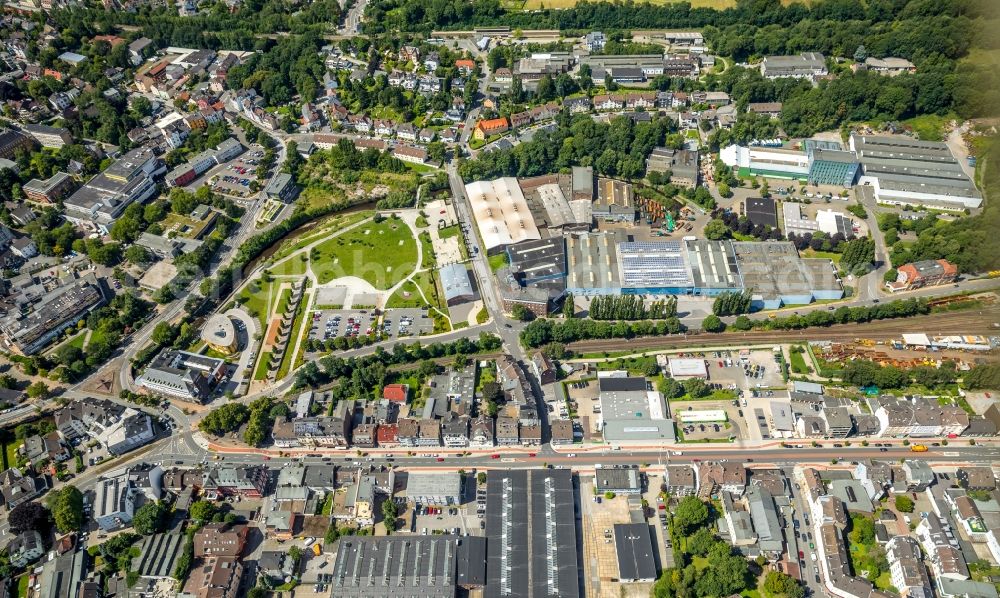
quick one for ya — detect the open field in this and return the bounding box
[269,211,373,262]
[312,217,418,288]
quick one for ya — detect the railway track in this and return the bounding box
[565,307,1000,354]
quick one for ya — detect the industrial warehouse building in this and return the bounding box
[597,377,675,444]
[807,146,861,187]
[439,263,475,305]
[507,233,841,308]
[332,535,486,597]
[464,178,541,253]
[485,469,580,598]
[744,196,778,228]
[720,139,861,187]
[850,134,981,210]
[731,241,842,309]
[720,144,811,180]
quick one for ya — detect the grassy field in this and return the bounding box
[2,439,21,469]
[253,351,272,381]
[270,254,309,276]
[789,348,811,375]
[386,270,443,310]
[488,252,509,272]
[438,225,461,240]
[15,575,28,598]
[270,211,373,261]
[902,112,957,142]
[800,248,842,265]
[237,279,284,330]
[48,329,88,357]
[312,218,418,289]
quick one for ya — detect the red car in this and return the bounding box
[528,453,537,457]
[436,457,445,462]
[491,454,500,459]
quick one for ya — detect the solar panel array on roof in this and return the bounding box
[618,241,691,287]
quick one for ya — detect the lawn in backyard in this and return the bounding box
[312,218,418,289]
[2,439,21,469]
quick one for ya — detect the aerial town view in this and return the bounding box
[0,0,999,597]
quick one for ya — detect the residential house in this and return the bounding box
[0,468,48,510]
[201,466,268,499]
[916,514,969,580]
[22,432,70,466]
[8,531,44,568]
[470,416,494,447]
[472,117,509,141]
[193,523,249,558]
[495,416,519,446]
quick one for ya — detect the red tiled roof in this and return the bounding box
[382,384,409,403]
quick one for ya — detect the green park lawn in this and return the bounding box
[270,254,309,276]
[271,211,373,261]
[239,282,291,332]
[312,218,418,289]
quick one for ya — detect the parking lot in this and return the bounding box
[381,308,434,337]
[309,307,433,342]
[405,501,483,537]
[209,147,265,198]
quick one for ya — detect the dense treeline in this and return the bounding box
[836,359,958,390]
[226,34,325,105]
[459,111,675,181]
[48,0,343,50]
[712,290,753,316]
[730,297,930,331]
[523,297,929,346]
[520,317,686,348]
[588,295,677,320]
[292,333,503,403]
[363,0,991,38]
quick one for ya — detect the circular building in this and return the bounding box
[201,314,238,355]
